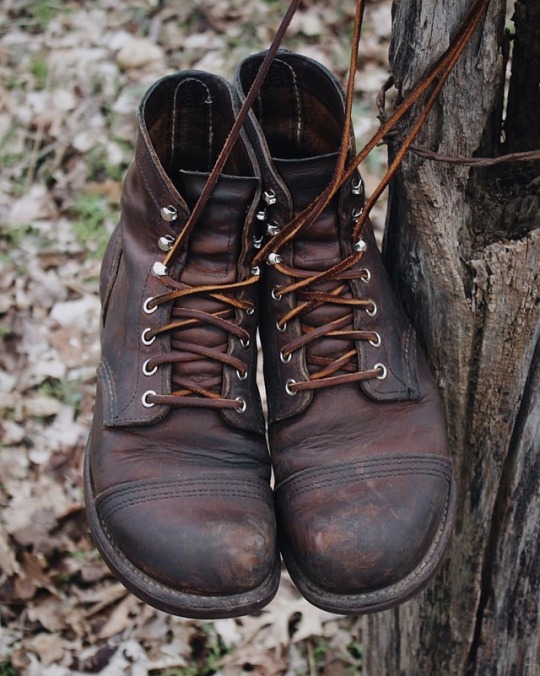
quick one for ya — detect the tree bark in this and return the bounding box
[362,1,540,674]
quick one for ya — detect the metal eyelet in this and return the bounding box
[152,261,168,277]
[352,207,363,220]
[354,239,368,252]
[267,222,280,236]
[263,189,277,205]
[361,268,371,283]
[369,332,382,348]
[240,338,250,349]
[253,236,263,249]
[276,321,287,333]
[158,235,175,252]
[141,328,156,346]
[246,307,255,316]
[374,363,388,380]
[256,209,267,221]
[251,266,261,276]
[160,205,178,221]
[271,286,282,301]
[142,359,158,376]
[351,177,364,195]
[235,397,247,413]
[285,379,297,396]
[280,350,292,364]
[142,390,157,407]
[236,369,248,381]
[267,253,282,265]
[366,301,378,317]
[143,297,157,314]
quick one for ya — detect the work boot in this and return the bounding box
[236,51,456,614]
[84,71,280,618]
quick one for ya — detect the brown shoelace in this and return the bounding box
[251,0,491,393]
[147,0,491,407]
[142,276,258,410]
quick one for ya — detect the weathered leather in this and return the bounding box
[85,72,279,617]
[236,51,455,612]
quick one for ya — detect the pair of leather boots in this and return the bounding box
[84,50,456,619]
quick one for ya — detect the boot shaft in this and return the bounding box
[236,51,421,423]
[98,71,264,432]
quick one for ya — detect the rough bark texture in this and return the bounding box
[361,1,540,674]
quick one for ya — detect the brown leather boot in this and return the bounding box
[84,71,280,618]
[236,51,456,614]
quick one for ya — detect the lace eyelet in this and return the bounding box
[374,363,388,380]
[235,397,247,413]
[236,369,248,381]
[141,328,156,346]
[361,268,371,283]
[280,350,292,364]
[142,390,157,407]
[276,321,287,333]
[369,332,382,348]
[143,297,157,314]
[271,286,282,301]
[267,253,282,265]
[160,205,177,222]
[142,359,158,376]
[285,379,297,396]
[158,235,175,252]
[246,307,255,316]
[352,207,363,220]
[240,338,250,349]
[366,301,378,317]
[351,177,364,195]
[263,189,277,205]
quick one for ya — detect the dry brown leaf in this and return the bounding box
[219,645,288,675]
[116,38,165,69]
[27,596,70,633]
[80,581,129,616]
[12,551,51,601]
[97,594,137,639]
[25,632,74,667]
[0,527,20,577]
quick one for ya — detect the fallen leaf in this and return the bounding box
[116,38,165,69]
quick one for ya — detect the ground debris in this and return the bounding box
[1,1,388,671]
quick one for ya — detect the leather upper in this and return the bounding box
[86,72,278,602]
[235,50,454,601]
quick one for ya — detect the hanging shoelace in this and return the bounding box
[146,0,491,407]
[248,0,491,393]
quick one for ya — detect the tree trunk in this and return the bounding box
[362,1,540,674]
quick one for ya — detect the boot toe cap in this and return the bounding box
[96,477,277,596]
[277,456,453,596]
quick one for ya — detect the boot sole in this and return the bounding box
[279,477,457,614]
[83,440,281,619]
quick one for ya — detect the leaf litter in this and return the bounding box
[0,1,391,673]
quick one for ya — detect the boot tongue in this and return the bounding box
[178,170,257,284]
[273,152,341,271]
[170,170,257,393]
[274,153,353,379]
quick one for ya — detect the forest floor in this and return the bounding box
[0,1,393,674]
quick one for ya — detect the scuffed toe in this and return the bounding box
[276,454,454,606]
[95,476,277,597]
